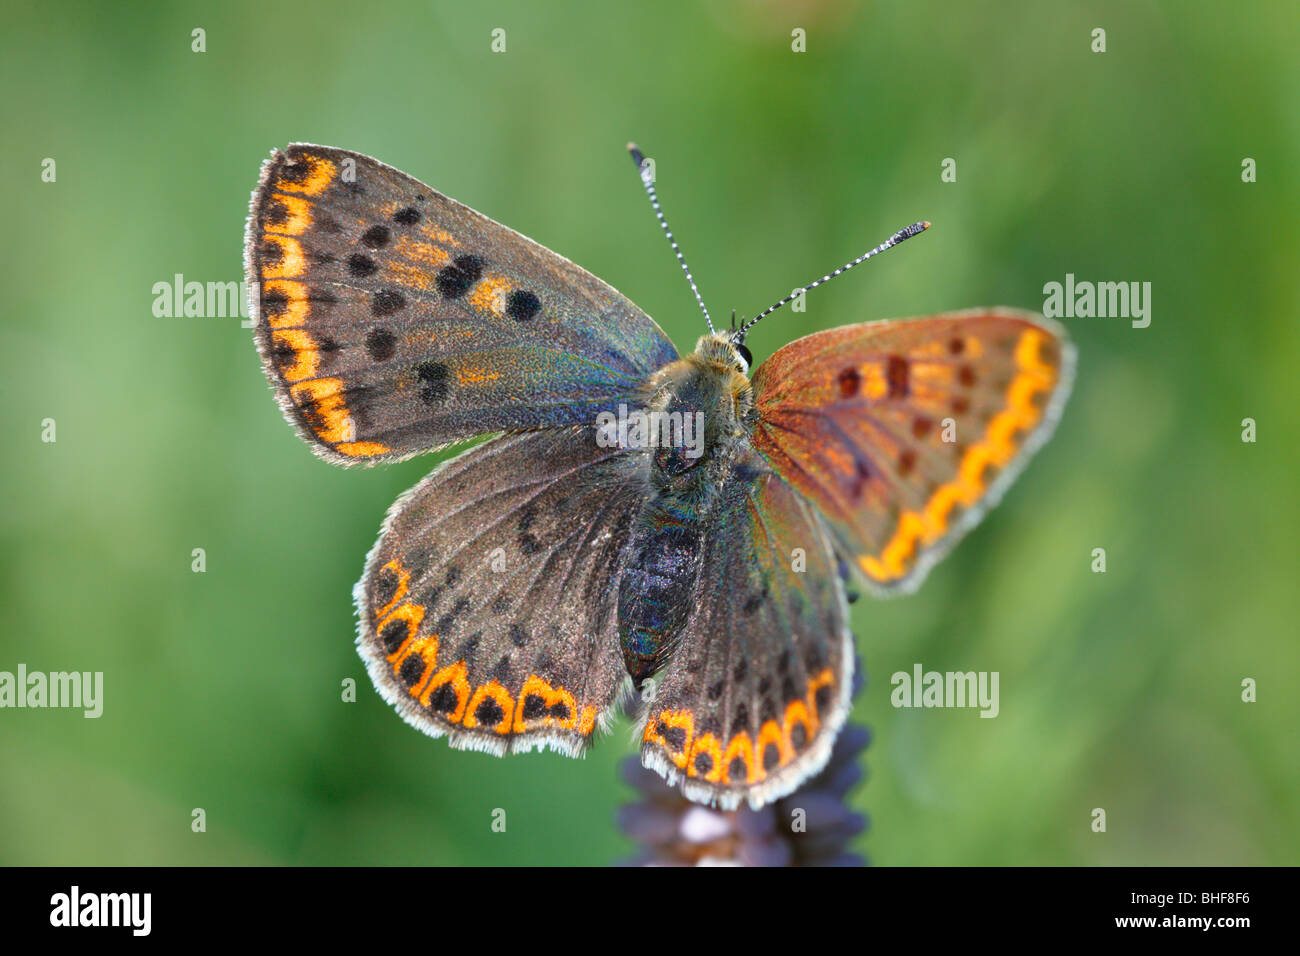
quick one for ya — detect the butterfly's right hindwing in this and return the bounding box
[638,461,853,810]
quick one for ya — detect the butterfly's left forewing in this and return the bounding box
[639,459,853,809]
[751,309,1074,593]
[245,144,677,465]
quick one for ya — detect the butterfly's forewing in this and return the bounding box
[639,458,852,809]
[245,144,677,464]
[356,427,646,756]
[751,309,1074,593]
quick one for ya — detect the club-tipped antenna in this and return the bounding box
[737,220,931,339]
[627,143,715,334]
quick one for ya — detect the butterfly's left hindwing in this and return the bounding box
[638,461,853,810]
[356,427,646,757]
[245,144,677,465]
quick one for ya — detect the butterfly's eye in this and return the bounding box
[735,342,753,372]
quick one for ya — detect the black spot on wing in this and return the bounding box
[475,696,505,726]
[348,253,377,277]
[259,240,284,266]
[660,723,687,751]
[378,618,409,654]
[436,255,484,299]
[416,361,450,404]
[886,355,909,398]
[365,327,396,361]
[361,225,391,248]
[506,290,541,321]
[427,683,459,714]
[373,567,400,607]
[262,287,288,317]
[372,290,405,316]
[399,656,425,687]
[265,198,289,226]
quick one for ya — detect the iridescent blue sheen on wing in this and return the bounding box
[246,144,679,465]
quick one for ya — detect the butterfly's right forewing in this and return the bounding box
[751,310,1074,594]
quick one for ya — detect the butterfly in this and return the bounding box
[244,143,1074,810]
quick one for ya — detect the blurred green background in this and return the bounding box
[2,0,1296,865]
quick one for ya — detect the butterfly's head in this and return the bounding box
[694,332,752,377]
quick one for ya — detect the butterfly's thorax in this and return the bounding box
[617,335,759,684]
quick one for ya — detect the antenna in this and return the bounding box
[737,220,930,339]
[627,143,715,334]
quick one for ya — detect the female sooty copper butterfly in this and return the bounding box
[244,143,1074,810]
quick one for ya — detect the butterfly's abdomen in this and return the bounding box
[616,340,758,686]
[617,503,703,687]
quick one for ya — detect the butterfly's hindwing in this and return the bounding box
[356,427,647,756]
[245,144,677,465]
[751,309,1074,593]
[638,460,853,810]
